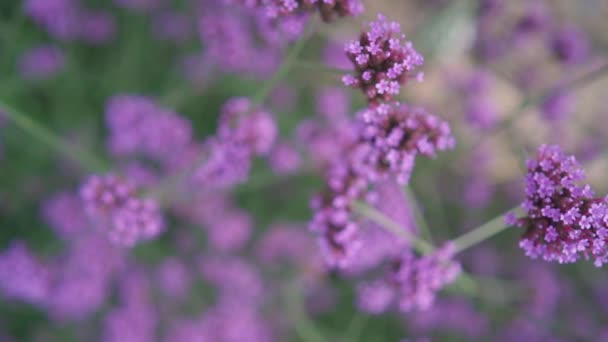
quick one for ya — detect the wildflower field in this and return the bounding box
[2,0,608,341]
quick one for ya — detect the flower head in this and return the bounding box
[80,174,165,247]
[343,14,423,104]
[507,145,608,266]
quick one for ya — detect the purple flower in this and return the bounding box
[541,88,575,122]
[394,242,461,312]
[157,258,191,299]
[105,95,193,163]
[18,45,65,80]
[42,192,87,239]
[357,103,455,184]
[80,173,165,247]
[343,14,423,105]
[217,97,278,156]
[0,242,50,305]
[234,0,363,22]
[356,242,461,314]
[48,235,124,320]
[311,102,453,268]
[507,145,608,266]
[551,24,589,65]
[268,143,302,175]
[356,279,395,314]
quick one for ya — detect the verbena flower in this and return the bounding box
[343,14,423,105]
[229,0,364,22]
[105,95,193,163]
[18,45,65,80]
[311,102,454,268]
[80,174,165,247]
[0,242,50,305]
[507,144,608,267]
[357,242,461,313]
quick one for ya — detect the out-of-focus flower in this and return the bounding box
[157,258,191,299]
[551,24,589,65]
[357,242,461,313]
[541,88,575,122]
[268,142,301,175]
[80,174,165,247]
[311,102,453,268]
[105,95,193,163]
[42,192,87,239]
[343,14,423,104]
[229,0,364,22]
[18,45,65,80]
[0,242,50,305]
[507,145,608,266]
[47,235,124,320]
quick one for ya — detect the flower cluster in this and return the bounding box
[507,145,608,267]
[24,0,115,43]
[19,45,65,81]
[357,243,461,313]
[358,103,456,184]
[105,95,193,163]
[311,103,455,267]
[228,0,364,22]
[80,174,165,247]
[193,97,277,189]
[343,14,424,105]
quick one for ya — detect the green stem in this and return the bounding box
[293,61,347,74]
[452,206,520,254]
[0,101,108,172]
[351,201,434,254]
[251,20,315,106]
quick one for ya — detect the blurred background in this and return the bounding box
[2,0,608,341]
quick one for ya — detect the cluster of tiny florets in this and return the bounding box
[507,145,608,267]
[358,103,456,184]
[343,14,424,105]
[227,0,364,22]
[310,102,455,268]
[105,95,193,163]
[193,97,277,189]
[80,174,164,247]
[357,242,461,313]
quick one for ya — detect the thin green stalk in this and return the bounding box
[452,206,520,254]
[351,201,434,254]
[0,101,108,172]
[293,61,347,74]
[251,20,315,106]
